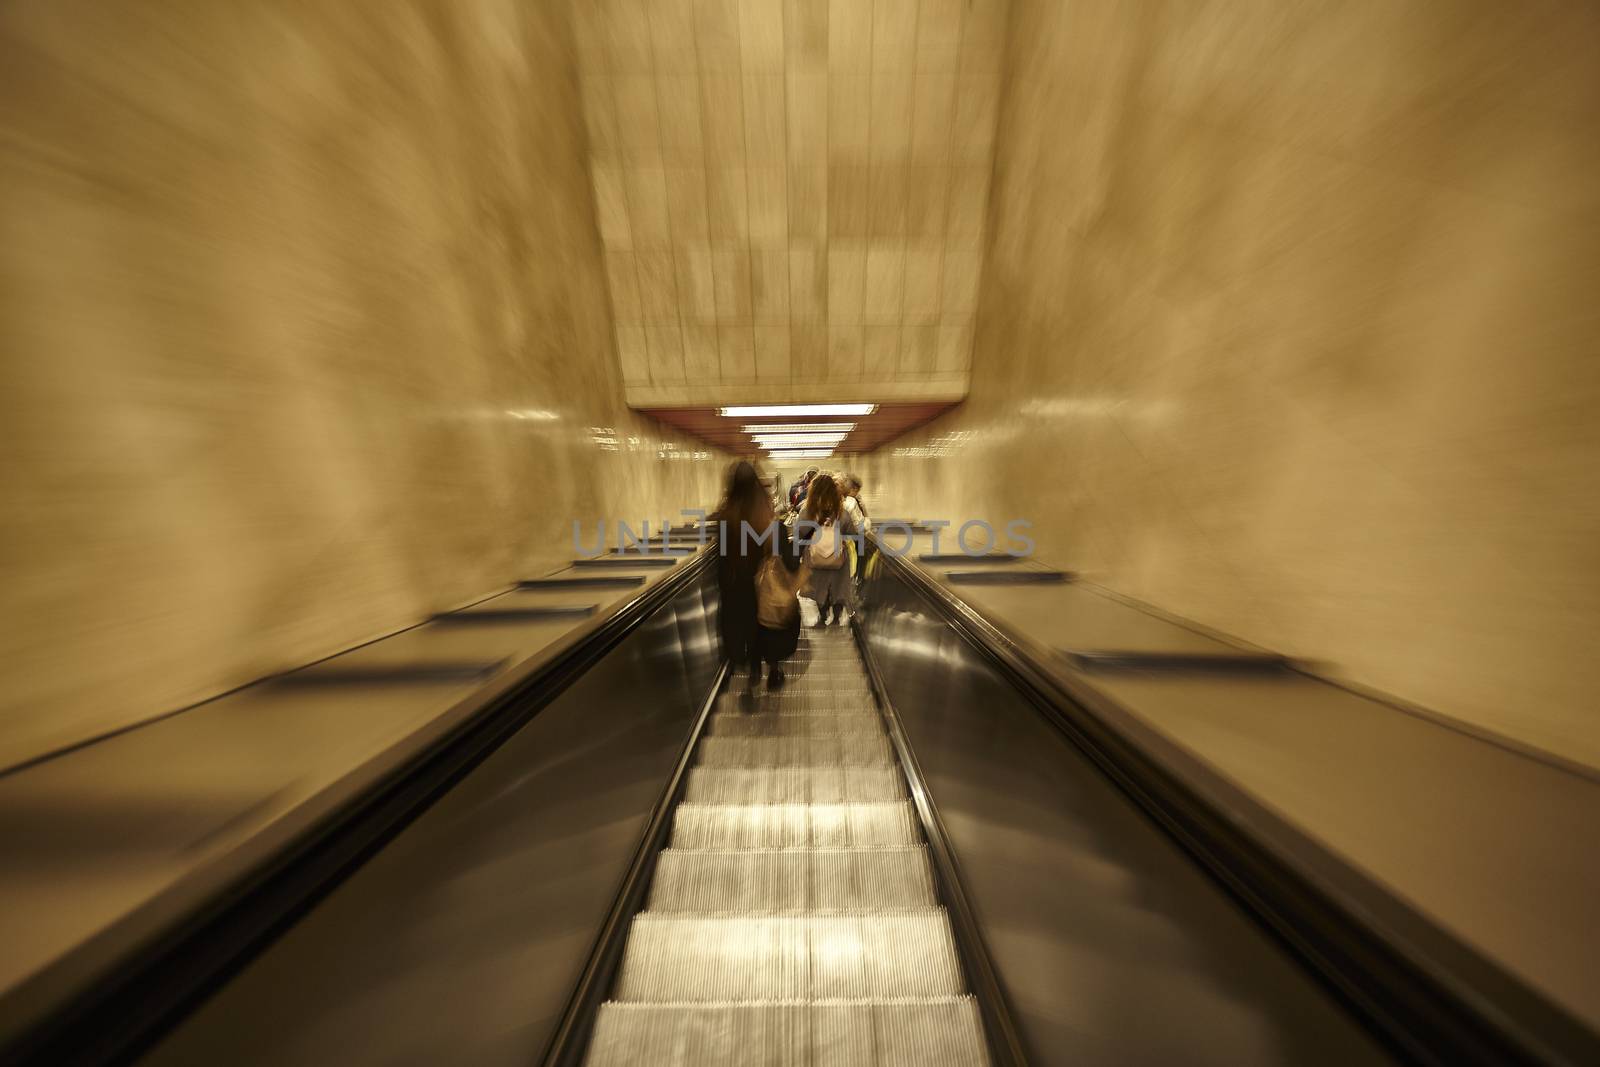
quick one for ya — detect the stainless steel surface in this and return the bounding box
[606,547,695,556]
[951,581,1248,655]
[943,571,1072,585]
[140,573,721,1065]
[1059,649,1291,672]
[860,565,1394,1065]
[520,576,647,590]
[589,626,990,1066]
[1091,669,1600,1033]
[0,559,696,1045]
[487,587,650,611]
[433,605,599,623]
[277,660,510,684]
[902,536,1600,1046]
[293,614,579,671]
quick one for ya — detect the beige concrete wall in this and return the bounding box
[860,1,1600,767]
[576,0,1007,407]
[0,2,724,770]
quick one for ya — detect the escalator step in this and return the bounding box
[696,735,895,767]
[648,846,937,912]
[580,624,987,1064]
[585,997,989,1067]
[770,686,875,701]
[670,802,921,849]
[716,689,875,713]
[710,714,885,738]
[788,670,873,686]
[781,660,864,674]
[800,630,856,642]
[714,699,877,721]
[684,766,907,804]
[870,995,992,1066]
[786,649,860,662]
[612,914,965,1001]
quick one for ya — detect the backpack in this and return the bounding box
[809,521,846,569]
[756,555,807,627]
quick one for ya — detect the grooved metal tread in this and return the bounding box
[779,659,865,670]
[713,705,878,724]
[684,766,908,804]
[710,713,887,737]
[714,695,879,714]
[613,913,966,1000]
[670,802,922,848]
[752,671,873,683]
[719,686,874,706]
[697,735,895,767]
[714,699,877,719]
[649,846,937,911]
[585,997,989,1067]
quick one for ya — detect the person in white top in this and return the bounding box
[840,474,872,585]
[840,473,869,534]
[801,474,859,626]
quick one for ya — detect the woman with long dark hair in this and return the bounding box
[710,460,804,690]
[800,473,859,626]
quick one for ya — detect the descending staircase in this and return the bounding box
[585,624,990,1066]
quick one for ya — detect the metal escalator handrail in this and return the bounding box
[850,615,1030,1067]
[539,660,730,1067]
[4,548,717,1067]
[870,539,1599,1067]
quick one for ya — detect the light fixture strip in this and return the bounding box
[751,432,851,445]
[720,403,876,417]
[767,448,835,458]
[740,422,856,434]
[751,427,851,436]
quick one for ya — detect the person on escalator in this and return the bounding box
[788,467,817,511]
[841,473,872,583]
[799,473,859,627]
[711,460,805,692]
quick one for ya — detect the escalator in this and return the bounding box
[584,623,988,1065]
[9,537,1581,1065]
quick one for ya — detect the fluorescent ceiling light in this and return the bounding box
[740,422,856,434]
[720,404,876,417]
[767,448,834,459]
[752,432,851,445]
[754,437,849,448]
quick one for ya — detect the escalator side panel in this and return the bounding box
[142,574,721,1066]
[858,567,1393,1066]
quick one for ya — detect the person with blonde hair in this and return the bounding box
[841,473,872,582]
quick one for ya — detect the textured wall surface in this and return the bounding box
[576,0,1007,406]
[860,1,1600,767]
[0,2,722,770]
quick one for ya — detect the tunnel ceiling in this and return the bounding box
[576,0,1006,410]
